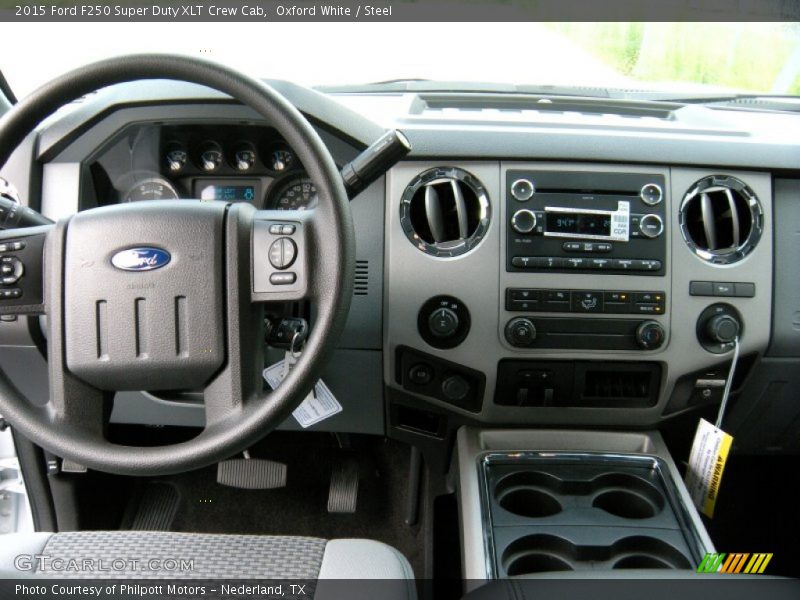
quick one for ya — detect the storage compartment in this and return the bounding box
[481,453,703,577]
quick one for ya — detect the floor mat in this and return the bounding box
[129,482,180,531]
[139,433,425,579]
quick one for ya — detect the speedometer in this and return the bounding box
[124,178,179,202]
[269,175,318,211]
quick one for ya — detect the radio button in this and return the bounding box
[589,258,612,270]
[511,209,537,234]
[510,179,536,201]
[511,256,532,268]
[571,291,604,313]
[596,243,613,252]
[640,183,664,206]
[611,259,636,270]
[636,259,663,271]
[538,257,566,269]
[639,214,664,238]
[562,242,582,252]
[564,257,587,269]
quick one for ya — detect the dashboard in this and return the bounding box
[2,78,800,456]
[85,122,319,210]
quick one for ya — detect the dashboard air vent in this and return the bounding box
[354,260,369,296]
[400,167,490,257]
[679,175,763,265]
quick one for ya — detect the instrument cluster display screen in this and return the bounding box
[196,180,260,202]
[546,211,612,236]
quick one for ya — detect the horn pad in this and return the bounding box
[63,201,226,391]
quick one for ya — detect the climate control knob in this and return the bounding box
[635,320,665,350]
[511,209,537,234]
[505,317,537,348]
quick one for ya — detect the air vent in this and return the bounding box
[354,260,369,296]
[679,175,763,265]
[399,167,490,257]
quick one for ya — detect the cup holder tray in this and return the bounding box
[482,455,700,577]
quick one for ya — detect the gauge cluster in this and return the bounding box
[85,123,320,211]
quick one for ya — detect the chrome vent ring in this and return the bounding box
[679,175,763,265]
[400,167,491,257]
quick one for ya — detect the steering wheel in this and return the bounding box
[0,55,355,475]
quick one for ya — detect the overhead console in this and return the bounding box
[385,161,772,431]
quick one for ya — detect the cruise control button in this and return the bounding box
[269,272,297,285]
[268,237,297,270]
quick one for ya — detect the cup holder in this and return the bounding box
[502,534,575,575]
[495,472,563,518]
[501,534,691,575]
[611,536,692,570]
[591,474,665,519]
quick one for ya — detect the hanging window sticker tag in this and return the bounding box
[263,360,343,428]
[684,418,734,518]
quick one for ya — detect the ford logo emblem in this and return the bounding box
[111,247,171,272]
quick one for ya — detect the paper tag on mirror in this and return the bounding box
[263,360,342,428]
[684,418,733,518]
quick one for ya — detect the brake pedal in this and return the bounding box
[327,457,359,513]
[217,455,287,489]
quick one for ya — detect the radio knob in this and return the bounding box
[640,183,663,206]
[505,317,537,348]
[636,320,666,350]
[511,209,537,234]
[511,179,535,201]
[639,214,664,239]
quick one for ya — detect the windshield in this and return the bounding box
[3,22,799,99]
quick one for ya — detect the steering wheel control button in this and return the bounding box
[638,214,664,238]
[268,237,297,270]
[636,320,666,350]
[269,272,297,286]
[510,179,535,201]
[408,363,434,386]
[418,295,471,349]
[505,317,537,347]
[640,183,664,206]
[510,209,537,234]
[0,257,23,285]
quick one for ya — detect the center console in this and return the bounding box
[456,428,713,583]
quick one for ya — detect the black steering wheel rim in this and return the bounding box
[0,54,355,475]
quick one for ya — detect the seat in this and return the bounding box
[1,531,416,596]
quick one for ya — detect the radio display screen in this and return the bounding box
[546,211,611,236]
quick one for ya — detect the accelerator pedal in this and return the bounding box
[131,482,180,531]
[217,452,287,489]
[327,457,359,513]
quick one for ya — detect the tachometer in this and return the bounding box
[269,175,318,211]
[124,177,180,202]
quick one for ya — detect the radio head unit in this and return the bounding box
[506,170,666,275]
